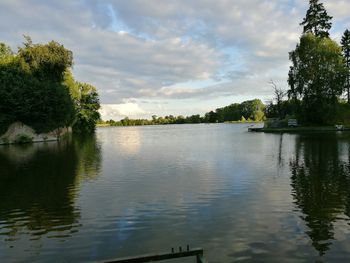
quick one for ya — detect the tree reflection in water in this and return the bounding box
[290,133,350,256]
[0,135,101,241]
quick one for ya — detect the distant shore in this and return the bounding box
[97,121,263,128]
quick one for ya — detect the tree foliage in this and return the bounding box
[72,83,101,134]
[0,43,12,59]
[18,36,73,82]
[341,29,350,103]
[0,41,74,134]
[288,33,347,124]
[0,37,100,135]
[300,0,332,38]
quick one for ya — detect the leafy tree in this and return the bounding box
[0,37,100,135]
[212,99,265,123]
[341,29,350,103]
[17,36,73,82]
[0,43,12,59]
[239,99,265,121]
[204,111,218,123]
[186,114,202,123]
[300,0,332,38]
[288,33,347,124]
[265,95,299,120]
[72,83,101,134]
[0,40,74,133]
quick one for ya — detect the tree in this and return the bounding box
[239,99,265,121]
[204,111,217,123]
[265,100,296,119]
[300,0,332,38]
[0,37,100,135]
[72,83,101,134]
[288,33,347,124]
[341,29,350,103]
[0,43,12,59]
[18,36,73,82]
[0,38,75,133]
[269,80,286,119]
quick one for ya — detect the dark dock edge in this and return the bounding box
[248,127,350,133]
[97,247,205,263]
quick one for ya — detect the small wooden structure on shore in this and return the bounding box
[100,246,205,263]
[287,119,298,127]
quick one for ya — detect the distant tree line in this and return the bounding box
[266,0,350,126]
[100,99,265,126]
[0,36,100,135]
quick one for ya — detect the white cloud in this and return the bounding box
[1,0,349,118]
[100,102,147,120]
[324,1,350,20]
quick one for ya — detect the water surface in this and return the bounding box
[1,124,350,262]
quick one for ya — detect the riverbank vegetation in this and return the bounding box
[98,99,265,126]
[265,0,350,127]
[0,37,100,135]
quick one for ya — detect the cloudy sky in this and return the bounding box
[1,0,350,120]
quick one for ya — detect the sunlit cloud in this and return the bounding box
[1,0,349,119]
[100,102,148,120]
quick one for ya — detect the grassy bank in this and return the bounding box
[224,120,263,124]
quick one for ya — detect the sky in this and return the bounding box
[1,0,350,120]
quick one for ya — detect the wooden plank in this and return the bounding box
[99,248,204,263]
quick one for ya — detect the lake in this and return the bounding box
[1,124,350,262]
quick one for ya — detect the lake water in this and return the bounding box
[1,124,350,262]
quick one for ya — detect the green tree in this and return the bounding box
[204,111,217,123]
[0,38,75,133]
[18,36,73,82]
[1,37,101,135]
[288,33,347,124]
[341,29,350,103]
[239,99,265,121]
[72,83,101,134]
[0,43,13,59]
[300,0,332,38]
[186,114,202,123]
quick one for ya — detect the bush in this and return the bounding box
[335,102,350,126]
[1,137,9,144]
[14,134,33,144]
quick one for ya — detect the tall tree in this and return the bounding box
[288,33,347,124]
[300,0,332,38]
[341,29,350,103]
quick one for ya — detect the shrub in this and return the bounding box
[14,134,33,144]
[1,137,9,144]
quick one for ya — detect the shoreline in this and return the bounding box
[97,121,263,128]
[248,126,350,133]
